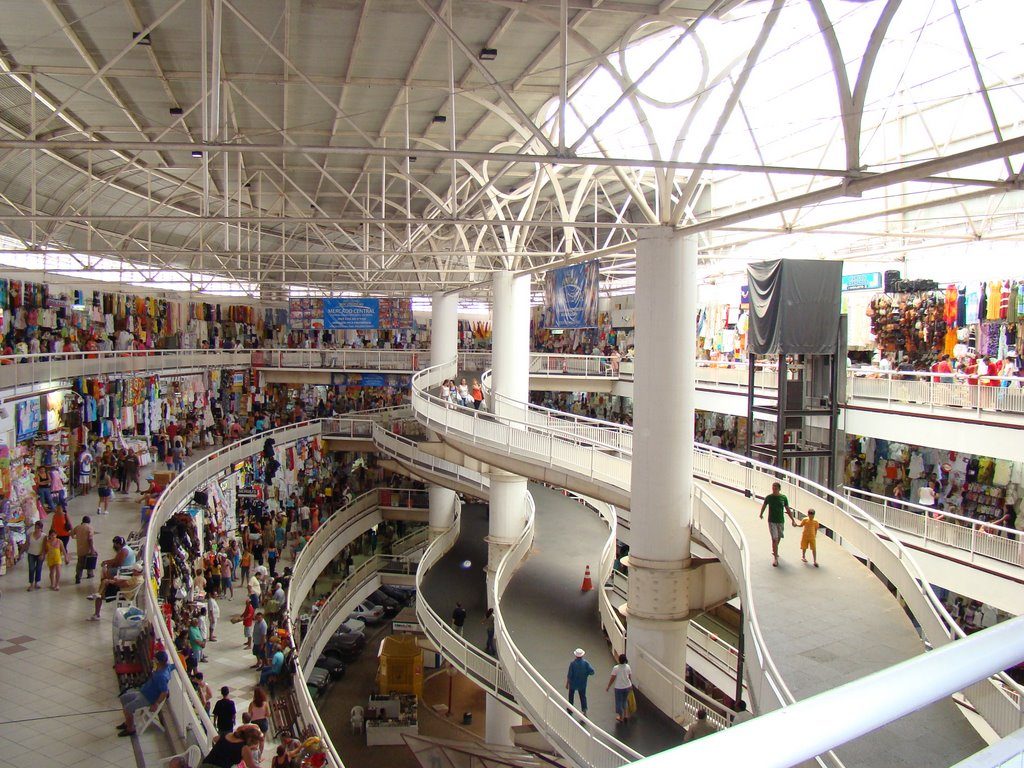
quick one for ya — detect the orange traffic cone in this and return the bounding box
[580,565,593,592]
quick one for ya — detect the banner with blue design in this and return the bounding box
[323,298,380,329]
[543,261,599,328]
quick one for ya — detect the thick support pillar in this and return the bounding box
[484,693,519,746]
[626,227,699,675]
[431,290,459,368]
[490,271,530,418]
[487,271,531,583]
[485,471,528,589]
[428,485,457,540]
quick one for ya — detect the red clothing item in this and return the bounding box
[167,422,178,439]
[986,360,1002,386]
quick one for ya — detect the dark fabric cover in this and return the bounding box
[747,259,842,354]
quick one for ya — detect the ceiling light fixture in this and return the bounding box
[133,32,152,46]
[432,115,447,124]
[479,48,498,61]
[191,150,203,158]
[169,106,183,116]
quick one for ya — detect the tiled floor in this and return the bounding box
[0,451,284,768]
[0,484,171,768]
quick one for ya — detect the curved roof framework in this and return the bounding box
[0,0,1020,299]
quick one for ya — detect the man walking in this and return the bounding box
[72,515,97,584]
[451,602,467,637]
[759,481,796,567]
[566,648,595,716]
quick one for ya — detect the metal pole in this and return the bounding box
[734,604,746,710]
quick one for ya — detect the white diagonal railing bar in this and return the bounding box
[569,489,734,733]
[298,551,419,670]
[638,617,1024,768]
[412,357,1024,748]
[491,491,642,768]
[414,494,522,710]
[143,418,323,755]
[481,368,633,454]
[290,486,425,623]
[844,486,1024,568]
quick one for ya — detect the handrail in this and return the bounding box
[413,492,522,708]
[491,489,642,767]
[570,489,734,733]
[413,357,1024,751]
[844,485,1019,537]
[636,616,1024,768]
[843,487,1023,570]
[142,418,323,754]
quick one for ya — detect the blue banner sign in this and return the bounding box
[323,298,380,329]
[543,261,599,329]
[842,272,882,292]
[16,398,42,442]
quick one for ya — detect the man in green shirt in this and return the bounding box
[759,482,796,567]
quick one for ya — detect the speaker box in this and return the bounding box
[193,490,209,507]
[884,270,901,293]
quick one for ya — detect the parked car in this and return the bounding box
[348,599,386,625]
[306,666,332,697]
[370,589,402,615]
[314,653,346,680]
[325,629,364,659]
[379,584,416,603]
[342,617,366,635]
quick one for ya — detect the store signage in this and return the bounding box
[332,372,409,388]
[15,398,42,442]
[543,261,599,329]
[323,298,380,329]
[236,489,260,498]
[842,272,882,292]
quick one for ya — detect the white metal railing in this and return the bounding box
[844,486,1024,568]
[142,418,323,755]
[571,490,734,733]
[290,487,417,621]
[638,616,1024,768]
[298,551,418,669]
[412,357,1024,750]
[492,491,642,768]
[0,348,253,394]
[608,569,743,695]
[252,348,426,371]
[413,494,521,708]
[847,367,1024,416]
[6,348,1023,424]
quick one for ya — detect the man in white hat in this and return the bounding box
[566,648,596,716]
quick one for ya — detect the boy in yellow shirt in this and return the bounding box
[795,509,821,567]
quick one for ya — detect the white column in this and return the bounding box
[430,290,459,368]
[626,227,698,673]
[485,693,519,746]
[490,270,530,417]
[428,485,457,540]
[487,270,530,583]
[487,471,528,543]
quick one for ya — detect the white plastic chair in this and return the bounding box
[157,744,202,768]
[135,697,167,735]
[350,704,364,734]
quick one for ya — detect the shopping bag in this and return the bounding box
[626,688,637,715]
